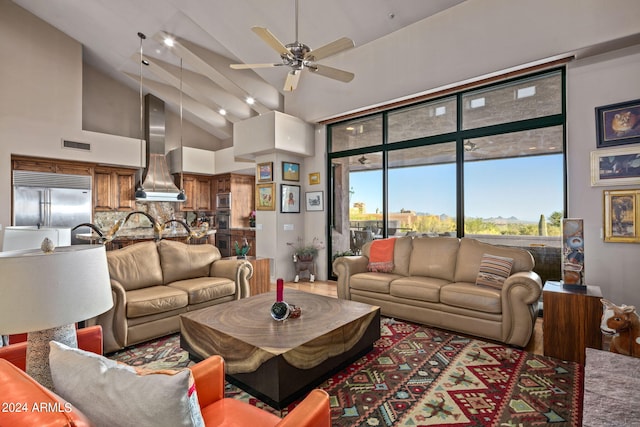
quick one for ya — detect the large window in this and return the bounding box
[328,69,565,281]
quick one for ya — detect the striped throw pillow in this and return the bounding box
[475,253,513,289]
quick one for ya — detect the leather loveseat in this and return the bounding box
[333,236,542,347]
[89,240,253,353]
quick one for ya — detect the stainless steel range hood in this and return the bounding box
[136,94,184,202]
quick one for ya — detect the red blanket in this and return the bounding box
[367,238,395,273]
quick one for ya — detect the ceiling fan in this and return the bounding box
[230,0,355,91]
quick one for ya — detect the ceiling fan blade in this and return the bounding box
[283,70,301,92]
[230,63,280,69]
[304,37,354,61]
[251,26,290,57]
[309,64,354,83]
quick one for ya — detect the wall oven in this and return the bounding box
[216,193,231,210]
[215,231,231,257]
[216,210,230,230]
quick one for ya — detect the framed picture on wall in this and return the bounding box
[305,191,323,211]
[281,184,300,213]
[282,162,300,181]
[308,172,320,185]
[595,99,640,148]
[604,189,640,243]
[257,162,273,182]
[590,145,640,186]
[256,183,275,211]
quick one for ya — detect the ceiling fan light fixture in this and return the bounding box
[163,37,175,47]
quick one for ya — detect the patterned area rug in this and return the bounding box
[110,318,583,426]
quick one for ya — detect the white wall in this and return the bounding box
[567,45,640,308]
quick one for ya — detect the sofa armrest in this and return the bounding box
[276,389,331,427]
[0,326,103,371]
[332,256,369,300]
[210,259,253,299]
[501,271,543,347]
[190,355,225,409]
[86,279,127,353]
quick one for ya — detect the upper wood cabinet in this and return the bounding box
[94,167,136,211]
[12,157,93,176]
[213,173,255,227]
[176,174,212,212]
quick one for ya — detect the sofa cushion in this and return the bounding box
[126,286,189,318]
[107,241,163,291]
[362,236,413,276]
[350,272,403,294]
[390,276,451,303]
[367,238,395,273]
[409,237,459,282]
[49,341,205,427]
[475,253,514,289]
[158,240,221,285]
[440,282,502,314]
[454,238,534,284]
[169,277,236,305]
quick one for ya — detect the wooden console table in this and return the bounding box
[224,256,270,296]
[543,281,602,364]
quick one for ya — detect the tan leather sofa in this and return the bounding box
[89,240,253,353]
[333,236,542,347]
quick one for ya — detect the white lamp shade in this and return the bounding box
[0,244,113,334]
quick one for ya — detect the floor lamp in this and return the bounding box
[0,244,113,389]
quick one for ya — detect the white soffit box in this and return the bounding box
[169,147,215,174]
[234,111,314,159]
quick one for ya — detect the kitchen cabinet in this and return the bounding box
[213,173,255,228]
[177,174,212,212]
[12,156,93,176]
[94,167,136,211]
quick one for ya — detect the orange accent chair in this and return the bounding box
[0,326,104,371]
[0,326,331,427]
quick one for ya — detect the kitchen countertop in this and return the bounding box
[77,227,216,241]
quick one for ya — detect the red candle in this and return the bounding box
[276,278,284,302]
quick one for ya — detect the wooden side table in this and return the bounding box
[543,281,603,364]
[224,256,270,296]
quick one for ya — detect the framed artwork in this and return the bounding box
[280,184,300,213]
[603,189,640,243]
[256,183,275,211]
[257,162,273,182]
[282,162,300,181]
[595,99,640,148]
[305,191,324,211]
[590,145,640,186]
[308,172,320,185]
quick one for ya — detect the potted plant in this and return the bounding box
[288,237,324,262]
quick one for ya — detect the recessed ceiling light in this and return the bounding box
[219,108,227,116]
[163,37,175,47]
[528,146,536,150]
[246,97,255,105]
[435,106,446,116]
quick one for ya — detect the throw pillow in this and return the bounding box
[475,253,514,289]
[49,341,205,427]
[367,238,396,273]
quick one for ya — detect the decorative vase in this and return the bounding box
[297,254,314,263]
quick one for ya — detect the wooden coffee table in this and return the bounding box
[180,289,380,408]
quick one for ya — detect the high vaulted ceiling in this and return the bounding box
[13,0,466,143]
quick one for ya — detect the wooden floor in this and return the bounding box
[276,280,544,356]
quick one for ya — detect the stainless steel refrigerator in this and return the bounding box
[13,170,92,245]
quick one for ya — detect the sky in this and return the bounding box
[349,154,563,222]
